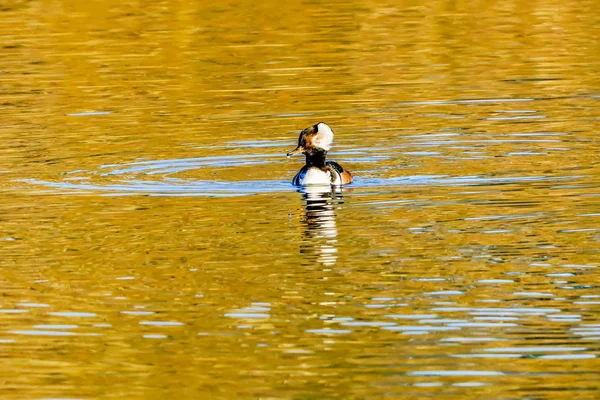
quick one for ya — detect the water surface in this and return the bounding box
[1,0,599,399]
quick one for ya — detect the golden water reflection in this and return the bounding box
[0,0,599,398]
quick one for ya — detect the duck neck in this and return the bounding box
[305,148,327,170]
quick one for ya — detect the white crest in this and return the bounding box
[312,122,334,151]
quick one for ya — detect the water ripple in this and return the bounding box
[21,172,585,197]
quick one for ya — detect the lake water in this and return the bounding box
[1,0,599,398]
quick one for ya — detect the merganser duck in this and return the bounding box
[286,122,353,186]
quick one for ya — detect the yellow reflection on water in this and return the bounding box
[0,0,599,398]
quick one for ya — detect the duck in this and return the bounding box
[286,122,353,186]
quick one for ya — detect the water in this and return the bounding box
[1,0,599,398]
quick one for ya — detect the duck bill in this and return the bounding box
[286,146,303,158]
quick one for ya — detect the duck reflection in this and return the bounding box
[299,186,345,267]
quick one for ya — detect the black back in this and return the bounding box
[326,161,344,174]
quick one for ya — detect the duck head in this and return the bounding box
[286,122,334,157]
